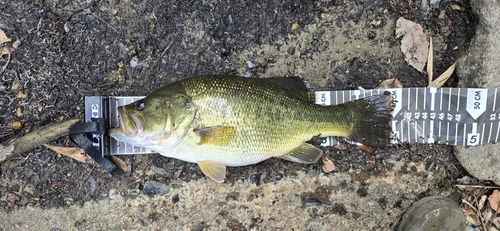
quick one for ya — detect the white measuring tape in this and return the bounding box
[86,87,499,155]
[316,88,498,147]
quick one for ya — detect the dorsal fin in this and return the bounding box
[265,77,314,101]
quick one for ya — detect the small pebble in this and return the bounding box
[249,173,261,184]
[170,179,185,186]
[367,31,377,39]
[109,189,122,200]
[89,176,99,196]
[130,57,139,67]
[143,180,170,195]
[307,165,320,177]
[246,61,255,68]
[128,189,141,197]
[274,172,283,181]
[64,197,74,205]
[220,47,229,57]
[172,193,179,203]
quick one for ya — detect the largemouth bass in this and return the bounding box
[109,75,392,183]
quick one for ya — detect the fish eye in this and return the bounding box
[136,102,145,111]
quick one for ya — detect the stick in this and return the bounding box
[0,118,82,162]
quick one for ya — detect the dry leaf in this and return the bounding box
[482,206,493,222]
[151,165,170,176]
[111,156,128,172]
[400,23,429,73]
[488,190,500,213]
[359,145,375,154]
[377,78,403,89]
[11,121,22,131]
[395,17,417,38]
[322,157,336,173]
[450,4,462,10]
[0,29,11,44]
[428,62,456,88]
[493,217,500,229]
[0,46,13,56]
[174,167,183,178]
[16,91,27,99]
[44,144,88,163]
[4,192,20,212]
[479,194,488,211]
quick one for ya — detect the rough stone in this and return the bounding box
[0,165,451,230]
[456,0,500,185]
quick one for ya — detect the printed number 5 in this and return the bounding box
[469,135,477,144]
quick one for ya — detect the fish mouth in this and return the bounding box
[116,106,144,136]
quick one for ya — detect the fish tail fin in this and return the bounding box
[345,92,393,148]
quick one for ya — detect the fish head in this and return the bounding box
[108,92,197,148]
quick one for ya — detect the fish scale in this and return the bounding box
[108,75,392,182]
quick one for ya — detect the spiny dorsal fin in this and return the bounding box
[265,77,314,101]
[277,143,322,164]
[197,160,226,183]
[194,126,237,145]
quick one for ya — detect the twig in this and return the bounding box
[0,118,81,162]
[455,184,500,189]
[160,39,174,58]
[91,13,118,33]
[427,36,433,85]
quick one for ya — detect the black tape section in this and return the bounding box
[69,119,118,173]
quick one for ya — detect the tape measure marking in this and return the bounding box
[86,87,500,155]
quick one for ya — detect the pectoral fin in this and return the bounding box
[197,160,227,183]
[194,126,237,145]
[278,143,322,164]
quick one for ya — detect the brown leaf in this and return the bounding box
[400,23,429,73]
[11,121,22,131]
[51,180,63,189]
[0,46,13,56]
[488,189,500,213]
[493,217,500,229]
[450,4,462,10]
[44,144,88,163]
[322,157,336,173]
[395,17,417,38]
[111,156,128,172]
[359,145,375,154]
[4,192,20,211]
[174,167,183,178]
[0,29,11,44]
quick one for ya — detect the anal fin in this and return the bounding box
[197,160,227,183]
[278,143,322,164]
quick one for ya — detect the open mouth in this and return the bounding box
[117,106,144,136]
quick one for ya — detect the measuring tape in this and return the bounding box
[85,87,499,156]
[316,88,499,147]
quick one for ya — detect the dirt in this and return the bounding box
[0,0,481,228]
